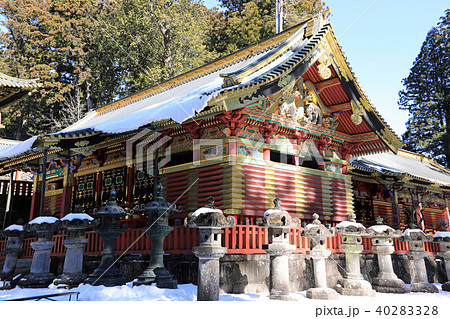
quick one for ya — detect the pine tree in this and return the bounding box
[399,9,450,168]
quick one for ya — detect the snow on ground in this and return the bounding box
[1,282,450,319]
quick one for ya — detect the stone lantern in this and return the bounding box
[54,205,98,287]
[303,213,339,300]
[185,197,235,301]
[84,189,128,287]
[334,213,375,297]
[364,216,409,293]
[18,209,61,288]
[1,221,26,282]
[433,223,450,291]
[257,198,300,300]
[134,183,180,288]
[401,224,438,293]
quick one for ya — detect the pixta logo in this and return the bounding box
[126,128,172,176]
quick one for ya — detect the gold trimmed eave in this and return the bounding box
[0,72,41,111]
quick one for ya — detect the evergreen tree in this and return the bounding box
[399,9,450,168]
[208,0,328,55]
[0,0,213,137]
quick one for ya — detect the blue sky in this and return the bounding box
[202,0,449,138]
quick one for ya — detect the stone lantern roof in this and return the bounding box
[2,222,25,238]
[335,213,365,234]
[185,197,235,228]
[258,198,300,228]
[95,189,126,216]
[365,216,401,238]
[144,183,179,213]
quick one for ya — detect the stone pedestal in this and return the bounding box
[265,243,296,300]
[185,197,235,301]
[84,190,127,287]
[334,214,375,297]
[402,227,438,293]
[55,211,97,287]
[134,184,178,288]
[193,242,227,301]
[258,198,300,300]
[1,224,25,281]
[18,213,60,288]
[365,217,409,293]
[303,214,339,300]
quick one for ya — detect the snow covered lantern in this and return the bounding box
[257,198,300,300]
[334,213,375,297]
[258,197,300,246]
[303,213,339,300]
[19,209,61,288]
[184,196,235,301]
[1,222,26,280]
[185,196,235,247]
[401,224,439,293]
[365,216,409,293]
[55,206,98,287]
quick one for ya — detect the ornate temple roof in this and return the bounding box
[0,138,20,150]
[0,72,41,111]
[0,14,401,163]
[350,149,450,187]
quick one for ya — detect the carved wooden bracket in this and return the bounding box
[94,149,106,167]
[259,121,280,143]
[182,119,205,139]
[217,108,248,136]
[339,141,362,160]
[292,129,308,145]
[316,135,332,155]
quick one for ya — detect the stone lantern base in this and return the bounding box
[84,265,127,287]
[134,267,177,289]
[410,282,439,293]
[306,287,339,300]
[372,277,410,294]
[335,277,376,297]
[18,273,56,288]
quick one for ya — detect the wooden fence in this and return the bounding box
[0,225,441,260]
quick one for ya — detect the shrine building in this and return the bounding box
[0,14,448,239]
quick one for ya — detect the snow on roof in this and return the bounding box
[29,216,59,225]
[192,207,223,217]
[61,213,94,222]
[335,220,365,229]
[3,224,24,232]
[368,224,394,232]
[0,21,316,161]
[402,228,426,237]
[0,135,39,160]
[350,150,450,186]
[434,231,450,238]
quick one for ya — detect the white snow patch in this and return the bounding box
[434,231,450,238]
[61,213,94,222]
[263,209,284,216]
[402,228,426,237]
[192,207,223,217]
[29,216,59,225]
[336,221,365,229]
[0,136,39,160]
[3,224,24,232]
[368,224,394,232]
